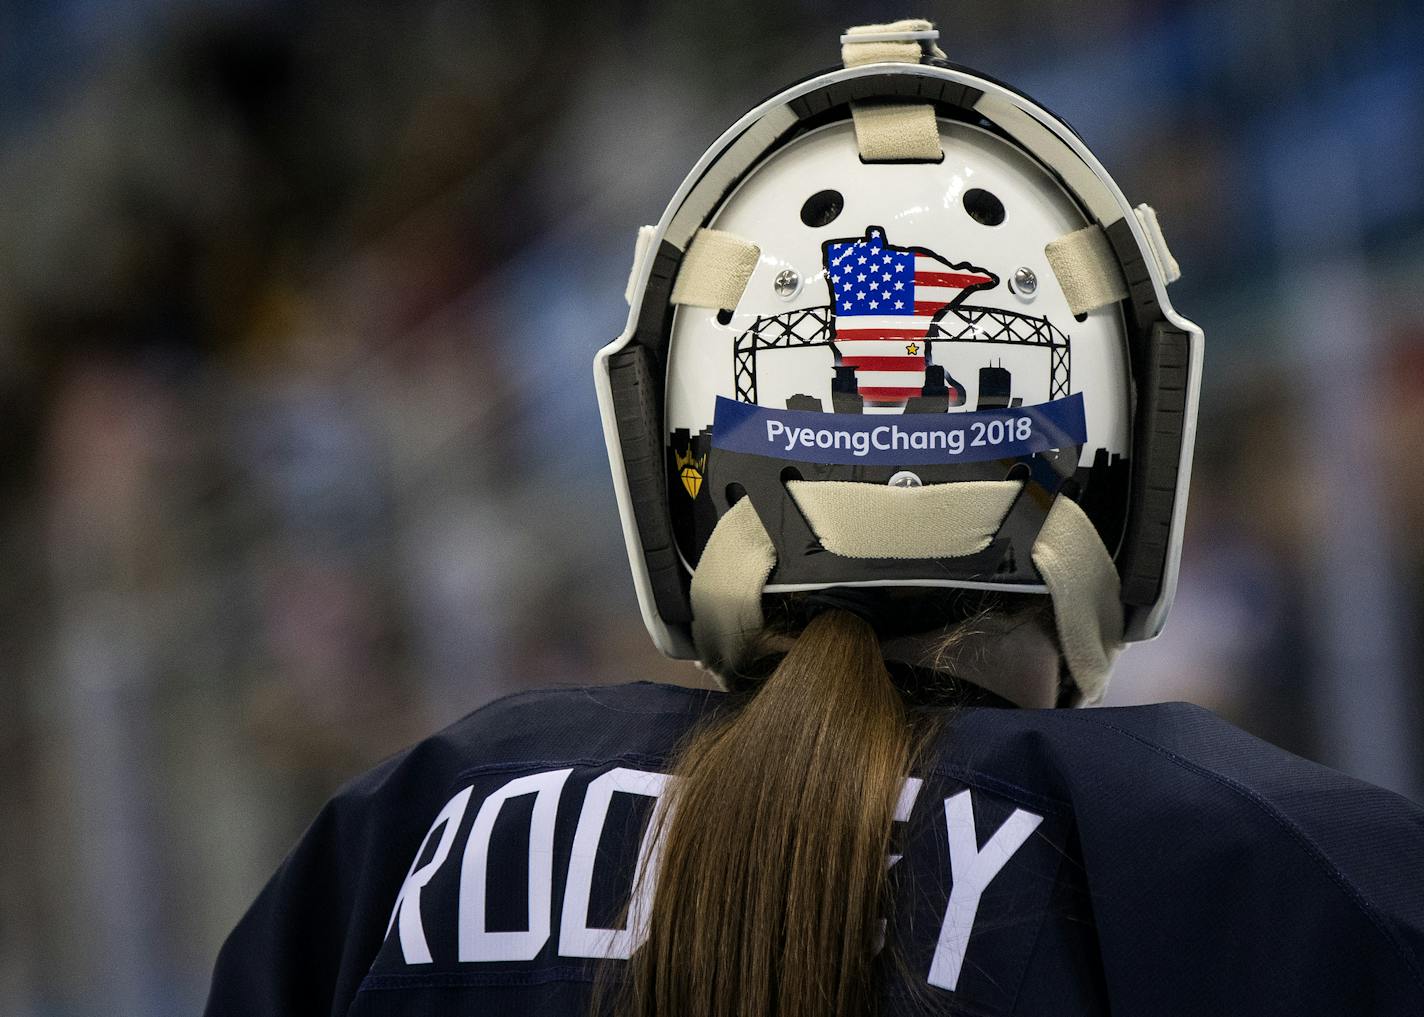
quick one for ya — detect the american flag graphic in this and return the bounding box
[825,227,996,405]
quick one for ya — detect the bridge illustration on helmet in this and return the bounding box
[732,304,1072,412]
[731,225,1071,414]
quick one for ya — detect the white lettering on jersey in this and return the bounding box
[559,767,674,959]
[457,768,573,962]
[928,789,1043,991]
[887,775,924,871]
[382,768,1047,989]
[876,776,925,954]
[384,785,474,964]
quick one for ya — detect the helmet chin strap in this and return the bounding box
[689,486,1123,705]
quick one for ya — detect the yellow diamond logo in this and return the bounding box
[675,448,708,499]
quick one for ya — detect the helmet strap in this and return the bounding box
[690,486,1122,703]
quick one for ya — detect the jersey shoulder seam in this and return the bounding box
[459,681,716,721]
[1082,713,1424,998]
[448,751,673,785]
[916,760,1072,814]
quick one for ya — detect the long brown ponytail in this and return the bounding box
[621,609,919,1017]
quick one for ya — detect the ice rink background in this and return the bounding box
[1,1,1421,1012]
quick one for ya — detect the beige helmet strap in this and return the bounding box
[842,19,945,163]
[850,103,943,163]
[1045,224,1127,317]
[1029,496,1124,704]
[670,228,761,310]
[689,497,777,679]
[689,482,1125,701]
[841,19,944,66]
[1045,205,1182,316]
[1133,203,1182,283]
[787,480,1018,559]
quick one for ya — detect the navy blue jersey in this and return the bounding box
[205,681,1424,1016]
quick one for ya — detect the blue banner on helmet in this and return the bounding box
[711,393,1087,466]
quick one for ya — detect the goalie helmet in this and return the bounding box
[595,20,1203,704]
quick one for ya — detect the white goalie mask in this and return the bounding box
[595,20,1203,704]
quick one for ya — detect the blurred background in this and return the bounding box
[1,0,1421,1012]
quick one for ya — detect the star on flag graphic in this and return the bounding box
[824,227,996,406]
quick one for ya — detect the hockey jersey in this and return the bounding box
[205,681,1424,1016]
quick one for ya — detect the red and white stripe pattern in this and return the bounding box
[825,227,996,406]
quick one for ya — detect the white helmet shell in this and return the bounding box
[595,34,1202,696]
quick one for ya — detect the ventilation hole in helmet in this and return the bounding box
[725,482,747,506]
[716,308,734,325]
[962,188,1006,227]
[1074,311,1088,322]
[1006,462,1031,482]
[799,189,844,228]
[779,467,803,484]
